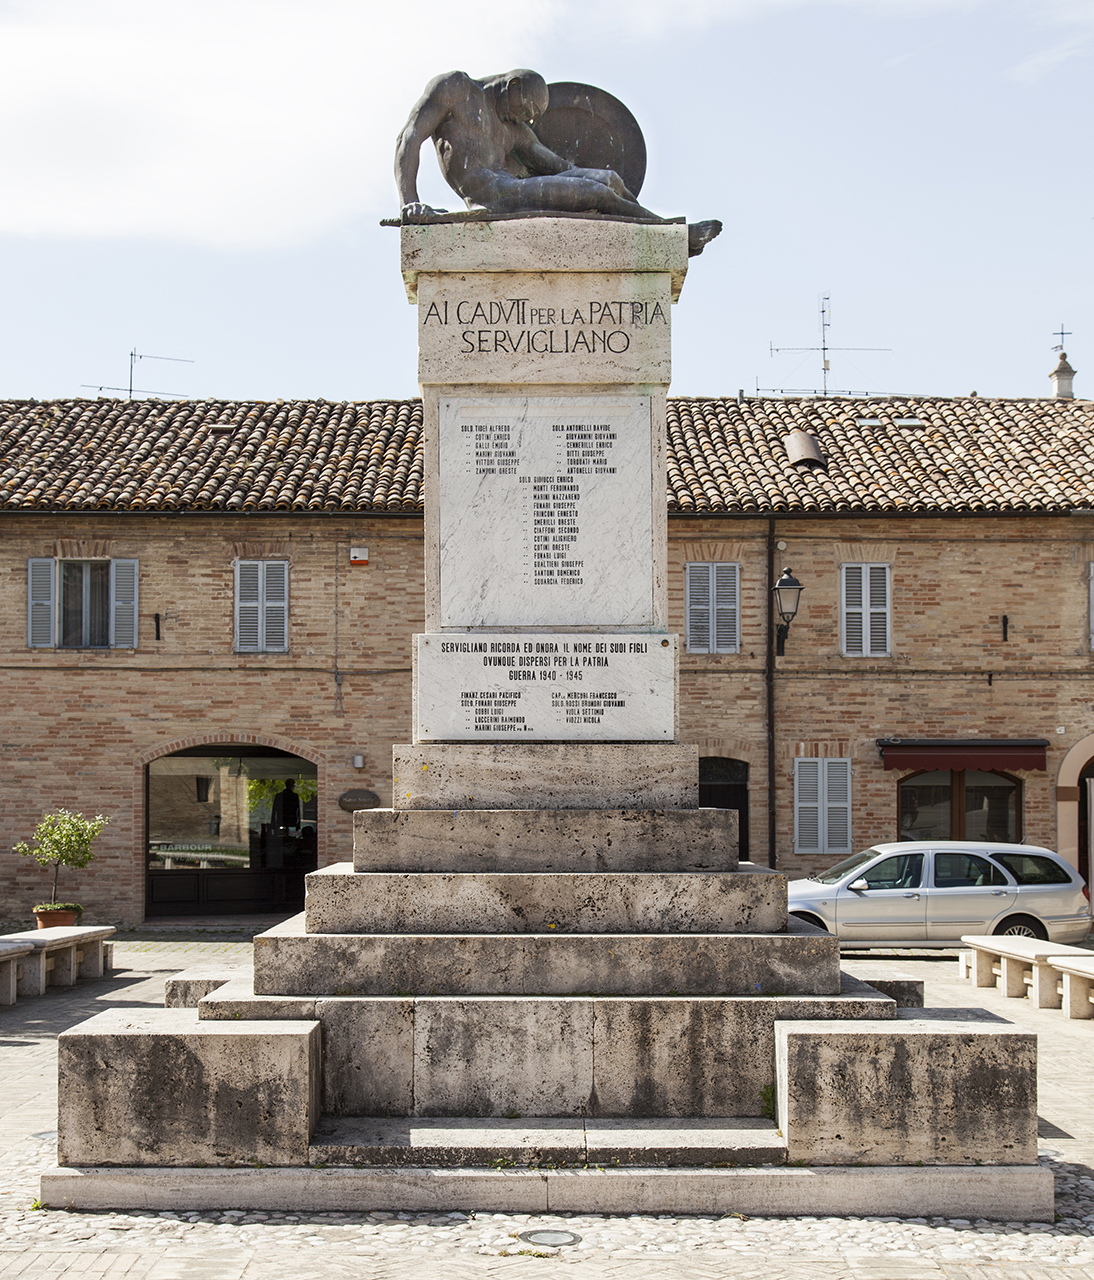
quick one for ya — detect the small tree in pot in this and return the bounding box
[15,810,109,928]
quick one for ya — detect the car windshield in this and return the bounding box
[813,848,888,885]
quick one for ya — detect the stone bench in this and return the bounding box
[0,940,36,1006]
[959,935,1093,1009]
[0,926,116,998]
[1046,954,1094,1020]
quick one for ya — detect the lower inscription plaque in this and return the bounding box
[414,633,677,742]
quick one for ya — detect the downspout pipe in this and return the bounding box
[766,518,777,869]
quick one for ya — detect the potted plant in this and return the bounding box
[14,809,109,928]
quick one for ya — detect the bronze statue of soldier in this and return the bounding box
[395,69,721,257]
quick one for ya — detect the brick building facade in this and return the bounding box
[3,392,1094,925]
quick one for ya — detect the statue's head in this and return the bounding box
[494,70,549,126]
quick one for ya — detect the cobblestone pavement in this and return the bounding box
[2,928,1094,1278]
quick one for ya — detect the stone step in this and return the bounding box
[353,807,738,873]
[305,864,782,935]
[39,1162,1056,1219]
[253,915,840,997]
[197,978,895,1118]
[309,1116,786,1168]
[393,742,699,811]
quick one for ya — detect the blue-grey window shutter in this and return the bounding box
[262,561,289,652]
[109,559,139,649]
[236,561,262,652]
[686,563,711,652]
[28,558,55,647]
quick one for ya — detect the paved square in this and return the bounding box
[3,930,1094,1278]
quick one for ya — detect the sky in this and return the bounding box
[0,0,1091,404]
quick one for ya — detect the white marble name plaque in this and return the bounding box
[415,633,677,742]
[417,272,671,384]
[439,396,654,628]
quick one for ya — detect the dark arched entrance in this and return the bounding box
[1077,759,1094,889]
[145,744,318,917]
[699,756,749,860]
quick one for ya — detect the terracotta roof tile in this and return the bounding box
[0,395,1092,515]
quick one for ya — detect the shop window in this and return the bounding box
[898,769,1020,843]
[146,746,318,917]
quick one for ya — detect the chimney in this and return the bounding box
[1050,352,1076,400]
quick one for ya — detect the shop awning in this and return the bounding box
[876,739,1048,772]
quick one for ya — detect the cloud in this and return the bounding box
[1,0,1089,249]
[0,0,561,249]
[1007,0,1094,80]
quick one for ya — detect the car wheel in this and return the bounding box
[790,911,831,934]
[993,914,1048,941]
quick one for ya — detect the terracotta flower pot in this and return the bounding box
[34,908,79,929]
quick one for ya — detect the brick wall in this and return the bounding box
[3,508,1093,924]
[1,512,424,925]
[672,515,1094,876]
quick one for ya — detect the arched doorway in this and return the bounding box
[699,756,749,860]
[1076,760,1094,889]
[145,744,318,917]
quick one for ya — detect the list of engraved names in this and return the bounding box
[415,634,675,741]
[438,397,653,628]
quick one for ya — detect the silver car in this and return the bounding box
[787,841,1091,947]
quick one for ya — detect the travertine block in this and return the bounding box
[39,1163,1054,1220]
[315,998,416,1116]
[305,863,781,935]
[590,985,894,1117]
[164,963,250,1009]
[253,921,839,998]
[776,1015,1037,1166]
[353,807,733,873]
[413,998,595,1117]
[416,275,672,385]
[195,984,415,1117]
[401,219,690,302]
[392,742,698,810]
[57,1008,320,1167]
[205,985,892,1117]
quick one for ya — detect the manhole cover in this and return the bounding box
[518,1229,582,1247]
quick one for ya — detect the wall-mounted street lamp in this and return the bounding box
[773,567,804,656]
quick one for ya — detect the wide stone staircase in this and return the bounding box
[187,803,895,1167]
[45,749,1049,1217]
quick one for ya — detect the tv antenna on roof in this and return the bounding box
[769,295,890,394]
[1052,323,1072,353]
[81,348,195,400]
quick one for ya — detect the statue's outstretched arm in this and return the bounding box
[514,131,574,178]
[394,74,458,211]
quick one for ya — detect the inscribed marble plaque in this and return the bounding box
[417,272,671,384]
[415,633,676,742]
[438,397,654,628]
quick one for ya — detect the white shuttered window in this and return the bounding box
[794,757,852,856]
[841,562,890,656]
[685,562,739,653]
[235,560,289,653]
[27,558,138,649]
